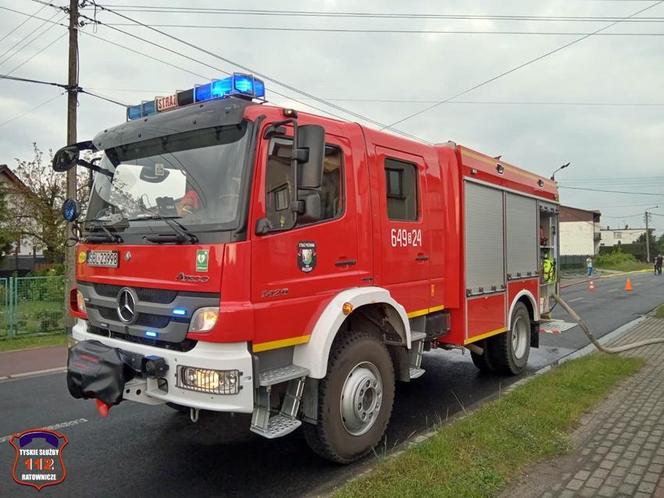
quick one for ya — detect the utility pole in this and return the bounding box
[64,0,79,331]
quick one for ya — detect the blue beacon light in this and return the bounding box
[172,308,187,317]
[145,330,158,338]
[127,73,265,121]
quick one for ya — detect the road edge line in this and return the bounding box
[0,366,67,382]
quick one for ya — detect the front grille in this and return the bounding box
[94,284,178,304]
[88,325,197,352]
[97,307,171,329]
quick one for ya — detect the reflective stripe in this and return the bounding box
[464,327,507,345]
[252,334,311,353]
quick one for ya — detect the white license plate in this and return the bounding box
[87,250,119,268]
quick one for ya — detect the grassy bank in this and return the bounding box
[594,251,651,273]
[0,333,67,352]
[334,354,644,498]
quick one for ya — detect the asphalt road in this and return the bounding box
[1,272,663,497]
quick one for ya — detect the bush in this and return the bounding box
[594,250,637,268]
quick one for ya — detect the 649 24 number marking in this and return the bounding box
[390,228,422,248]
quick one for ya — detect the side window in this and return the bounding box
[265,139,344,230]
[265,138,295,229]
[385,158,418,221]
[309,145,343,225]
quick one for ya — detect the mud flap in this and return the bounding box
[531,321,540,349]
[67,340,143,406]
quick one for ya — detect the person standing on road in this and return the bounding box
[586,256,593,277]
[655,254,663,275]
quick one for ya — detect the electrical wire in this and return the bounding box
[0,3,47,45]
[77,6,664,23]
[2,31,67,78]
[0,10,61,67]
[74,1,431,143]
[381,0,664,133]
[559,186,664,195]
[0,91,65,129]
[101,24,664,36]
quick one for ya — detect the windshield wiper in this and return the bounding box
[85,219,124,243]
[129,214,199,244]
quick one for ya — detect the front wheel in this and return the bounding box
[488,302,531,375]
[303,331,395,464]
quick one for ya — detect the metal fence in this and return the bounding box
[0,276,65,338]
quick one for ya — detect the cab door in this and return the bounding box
[371,146,431,315]
[250,127,369,350]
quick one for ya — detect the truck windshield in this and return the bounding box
[85,122,252,234]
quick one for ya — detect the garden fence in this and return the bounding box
[0,276,65,338]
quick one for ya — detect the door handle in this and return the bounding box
[335,258,357,267]
[415,254,429,262]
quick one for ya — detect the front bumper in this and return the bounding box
[71,319,254,413]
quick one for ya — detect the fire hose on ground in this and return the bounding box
[553,293,664,354]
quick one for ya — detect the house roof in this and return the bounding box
[0,164,26,189]
[560,205,602,223]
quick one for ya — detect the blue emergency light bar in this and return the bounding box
[126,73,265,121]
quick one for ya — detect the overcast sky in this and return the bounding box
[1,0,663,234]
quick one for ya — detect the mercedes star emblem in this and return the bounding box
[116,287,138,324]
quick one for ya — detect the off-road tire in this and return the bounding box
[489,302,531,375]
[470,341,495,373]
[302,330,395,464]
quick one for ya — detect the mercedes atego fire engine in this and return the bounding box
[53,73,559,463]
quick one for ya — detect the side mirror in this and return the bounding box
[140,163,170,183]
[296,191,322,224]
[296,125,325,189]
[62,198,80,222]
[52,146,79,172]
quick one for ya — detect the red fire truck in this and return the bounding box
[53,73,559,463]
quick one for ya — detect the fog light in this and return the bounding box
[177,366,240,395]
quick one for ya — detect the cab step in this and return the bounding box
[409,331,426,380]
[259,365,309,386]
[251,365,309,439]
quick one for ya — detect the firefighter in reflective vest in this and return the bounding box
[543,252,556,283]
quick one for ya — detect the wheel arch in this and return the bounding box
[507,290,538,330]
[293,287,411,379]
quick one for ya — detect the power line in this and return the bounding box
[0,3,47,45]
[30,1,381,135]
[381,0,664,133]
[3,31,67,78]
[101,24,664,36]
[78,6,664,23]
[0,73,68,88]
[559,186,664,195]
[72,1,431,143]
[0,9,61,67]
[0,91,65,129]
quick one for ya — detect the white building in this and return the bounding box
[600,226,648,247]
[559,206,602,256]
[0,164,43,275]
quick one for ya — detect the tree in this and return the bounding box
[0,184,13,264]
[3,144,89,263]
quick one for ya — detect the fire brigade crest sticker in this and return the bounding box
[9,428,68,491]
[297,241,317,273]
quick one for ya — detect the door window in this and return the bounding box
[265,139,344,230]
[385,158,418,221]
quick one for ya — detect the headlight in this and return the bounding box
[188,307,219,333]
[177,366,240,395]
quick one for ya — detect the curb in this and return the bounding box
[0,366,67,383]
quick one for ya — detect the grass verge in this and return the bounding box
[596,262,651,272]
[655,305,664,319]
[0,334,67,352]
[334,354,644,498]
